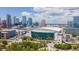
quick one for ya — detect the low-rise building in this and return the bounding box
[0,29,16,39]
[31,27,63,41]
[64,28,79,35]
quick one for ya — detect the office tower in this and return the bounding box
[2,20,7,28]
[33,22,39,26]
[73,16,79,28]
[22,16,27,26]
[0,18,1,25]
[13,16,16,25]
[13,16,20,25]
[40,19,46,27]
[16,17,20,25]
[67,21,73,27]
[27,17,32,26]
[0,18,2,28]
[6,14,12,28]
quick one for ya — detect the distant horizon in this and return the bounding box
[0,7,79,24]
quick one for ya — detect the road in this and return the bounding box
[47,40,57,51]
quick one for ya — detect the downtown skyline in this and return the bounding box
[0,7,79,24]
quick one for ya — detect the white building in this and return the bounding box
[31,27,64,42]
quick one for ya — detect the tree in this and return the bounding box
[72,45,78,50]
[2,40,8,45]
[0,43,3,50]
[1,40,8,49]
[72,34,77,37]
[27,36,33,40]
[61,43,71,50]
[39,41,47,47]
[22,36,27,41]
[39,48,48,51]
[4,38,48,51]
[54,44,61,49]
[22,36,33,41]
[22,41,31,48]
[33,43,40,50]
[54,43,72,50]
[9,43,23,51]
[47,37,53,40]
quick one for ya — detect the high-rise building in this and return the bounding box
[40,19,46,27]
[0,18,1,24]
[67,21,73,27]
[27,17,32,26]
[13,16,16,25]
[73,16,79,28]
[33,22,39,26]
[16,17,20,25]
[6,14,12,28]
[0,18,2,28]
[2,20,7,28]
[22,16,27,26]
[13,16,20,25]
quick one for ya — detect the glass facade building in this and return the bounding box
[6,14,12,28]
[13,16,16,25]
[73,16,79,28]
[27,17,32,26]
[65,16,79,35]
[67,21,73,27]
[0,30,16,39]
[64,28,79,35]
[22,16,27,26]
[2,20,7,28]
[31,31,54,39]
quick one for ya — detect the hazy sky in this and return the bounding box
[0,7,33,17]
[0,7,79,24]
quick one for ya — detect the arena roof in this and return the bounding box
[32,27,63,33]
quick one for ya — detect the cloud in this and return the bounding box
[33,7,48,13]
[33,7,79,16]
[33,7,79,24]
[33,7,65,20]
[20,7,79,24]
[33,7,65,23]
[21,11,32,17]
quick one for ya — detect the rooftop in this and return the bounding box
[0,29,15,32]
[32,27,63,33]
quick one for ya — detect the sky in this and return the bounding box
[0,7,33,18]
[0,7,79,24]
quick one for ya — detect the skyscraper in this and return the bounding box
[73,16,79,28]
[40,19,46,27]
[22,16,27,26]
[16,17,20,25]
[13,16,16,25]
[27,17,32,26]
[67,21,73,27]
[2,20,7,28]
[6,14,12,28]
[13,16,20,25]
[0,18,2,28]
